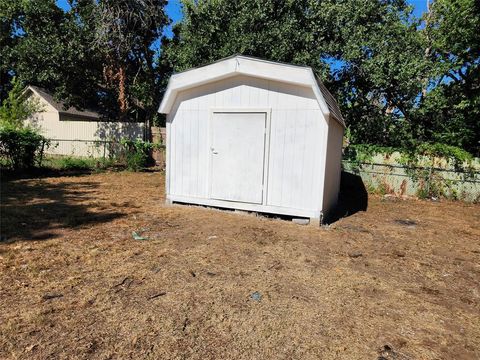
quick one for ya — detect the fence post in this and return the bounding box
[39,140,45,167]
[103,140,107,160]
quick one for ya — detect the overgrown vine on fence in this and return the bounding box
[343,142,478,200]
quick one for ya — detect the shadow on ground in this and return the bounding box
[1,167,96,181]
[325,171,368,224]
[0,177,127,243]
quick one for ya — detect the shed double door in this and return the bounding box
[210,112,267,204]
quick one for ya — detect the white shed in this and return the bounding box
[159,55,345,224]
[24,86,144,157]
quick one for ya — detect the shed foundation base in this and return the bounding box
[167,195,318,218]
[292,218,310,225]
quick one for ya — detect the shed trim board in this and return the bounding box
[168,195,321,218]
[206,108,272,206]
[319,113,330,214]
[159,55,345,128]
[166,115,171,197]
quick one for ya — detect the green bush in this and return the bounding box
[58,156,95,170]
[120,138,160,171]
[41,155,116,172]
[0,126,49,169]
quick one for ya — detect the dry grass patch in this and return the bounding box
[1,171,479,359]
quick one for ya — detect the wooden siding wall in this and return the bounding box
[167,75,328,213]
[35,114,144,157]
[26,94,144,157]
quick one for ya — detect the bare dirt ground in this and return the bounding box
[1,171,479,360]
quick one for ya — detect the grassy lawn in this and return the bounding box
[1,171,479,359]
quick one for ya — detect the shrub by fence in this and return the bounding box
[0,127,49,169]
[120,138,163,171]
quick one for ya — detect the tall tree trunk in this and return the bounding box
[118,65,127,116]
[422,0,433,99]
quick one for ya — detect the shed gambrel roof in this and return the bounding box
[26,86,101,120]
[158,55,345,127]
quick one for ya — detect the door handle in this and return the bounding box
[211,147,218,154]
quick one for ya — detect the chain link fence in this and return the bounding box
[44,138,166,168]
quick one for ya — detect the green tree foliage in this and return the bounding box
[161,0,428,144]
[0,0,100,110]
[0,77,48,169]
[162,0,323,70]
[163,0,479,155]
[0,77,42,128]
[1,0,478,155]
[0,0,170,123]
[413,0,480,154]
[92,0,169,122]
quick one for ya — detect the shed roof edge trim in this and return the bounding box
[158,56,345,127]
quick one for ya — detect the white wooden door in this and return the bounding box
[210,112,266,204]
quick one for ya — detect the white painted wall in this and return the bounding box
[167,75,331,218]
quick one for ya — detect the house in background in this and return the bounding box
[24,86,144,157]
[159,55,345,224]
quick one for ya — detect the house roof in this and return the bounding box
[158,55,345,127]
[27,86,101,120]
